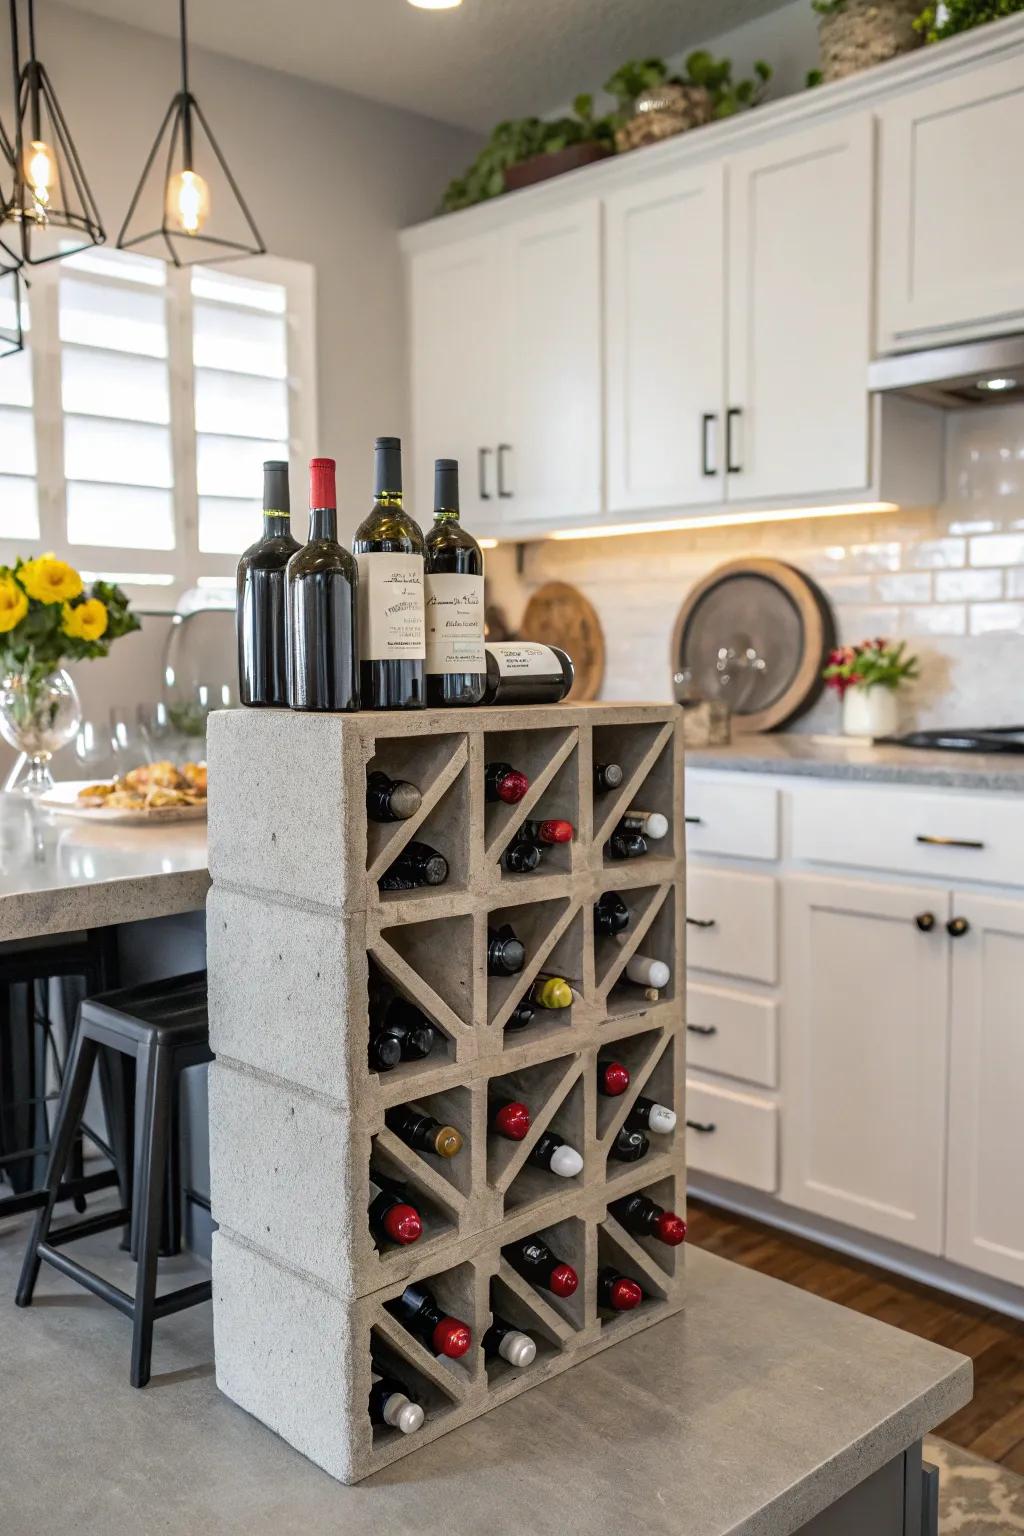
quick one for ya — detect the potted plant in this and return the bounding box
[822,638,919,738]
[0,555,140,793]
[812,0,923,83]
[609,51,772,153]
[916,0,1024,41]
[440,98,614,213]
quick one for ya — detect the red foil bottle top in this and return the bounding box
[600,1061,630,1096]
[498,769,529,804]
[309,456,336,510]
[538,820,574,844]
[610,1277,643,1311]
[495,1101,531,1141]
[549,1263,579,1298]
[382,1203,422,1245]
[656,1211,687,1247]
[433,1317,472,1358]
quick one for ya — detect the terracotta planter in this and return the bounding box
[504,141,611,194]
[818,0,923,84]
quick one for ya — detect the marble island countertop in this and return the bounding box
[687,732,1024,792]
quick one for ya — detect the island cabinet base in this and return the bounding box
[205,702,686,1484]
[798,1444,937,1535]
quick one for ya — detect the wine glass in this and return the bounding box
[70,718,120,782]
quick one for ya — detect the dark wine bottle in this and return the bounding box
[502,1235,578,1297]
[285,458,359,711]
[366,770,421,822]
[236,460,301,707]
[526,1129,583,1178]
[597,1266,644,1312]
[485,762,529,804]
[368,1029,402,1073]
[597,1057,630,1096]
[504,998,535,1032]
[609,1192,687,1247]
[531,976,573,1009]
[620,809,669,840]
[424,459,485,707]
[501,839,542,875]
[385,1104,463,1159]
[519,819,573,845]
[594,892,630,937]
[626,1096,677,1135]
[369,1371,424,1435]
[487,925,525,976]
[594,762,624,792]
[482,1316,536,1369]
[604,829,649,860]
[489,1098,531,1141]
[385,1282,472,1358]
[609,1124,650,1163]
[352,436,425,711]
[378,841,448,891]
[368,1169,422,1247]
[482,642,574,705]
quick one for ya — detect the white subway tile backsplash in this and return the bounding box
[898,604,967,637]
[969,534,1024,567]
[948,519,999,536]
[836,607,901,640]
[934,569,1004,602]
[874,572,931,603]
[968,602,1024,636]
[905,538,966,570]
[841,543,902,574]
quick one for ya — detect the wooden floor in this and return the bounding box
[688,1198,1024,1474]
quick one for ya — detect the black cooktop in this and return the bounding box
[882,727,1024,755]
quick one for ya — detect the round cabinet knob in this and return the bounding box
[947,916,970,938]
[915,912,936,932]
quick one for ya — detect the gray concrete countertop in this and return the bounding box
[687,733,1024,792]
[2,1231,971,1536]
[0,791,209,943]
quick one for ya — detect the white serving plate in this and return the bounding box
[39,779,207,825]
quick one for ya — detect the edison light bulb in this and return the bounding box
[166,168,210,236]
[23,138,56,217]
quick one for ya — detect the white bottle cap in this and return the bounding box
[625,954,671,989]
[383,1394,425,1435]
[549,1143,584,1178]
[499,1329,537,1368]
[647,1102,677,1134]
[642,812,669,840]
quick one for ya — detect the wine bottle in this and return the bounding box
[487,925,525,976]
[519,819,573,846]
[594,762,624,793]
[531,976,573,1010]
[368,1170,422,1248]
[385,1105,463,1158]
[597,1057,630,1096]
[526,1129,583,1178]
[620,809,669,840]
[286,458,360,711]
[609,1124,649,1163]
[501,838,542,875]
[485,762,529,804]
[626,1096,677,1135]
[383,997,437,1061]
[594,893,630,937]
[424,459,485,707]
[504,998,535,1032]
[597,1266,644,1312]
[482,1316,537,1369]
[369,1371,424,1435]
[236,460,301,707]
[379,841,448,891]
[489,1098,531,1142]
[502,1235,578,1297]
[482,642,574,705]
[385,1283,472,1358]
[604,829,648,860]
[609,1193,687,1247]
[625,954,670,990]
[368,1029,403,1073]
[352,436,425,710]
[366,769,421,823]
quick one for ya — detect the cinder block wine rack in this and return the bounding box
[206,702,686,1484]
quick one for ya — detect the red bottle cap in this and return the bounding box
[433,1317,472,1358]
[610,1277,643,1311]
[497,769,529,804]
[309,456,336,510]
[655,1211,687,1247]
[382,1203,422,1245]
[600,1061,630,1096]
[494,1101,531,1141]
[548,1263,579,1298]
[538,820,573,844]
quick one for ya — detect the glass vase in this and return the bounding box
[0,668,82,795]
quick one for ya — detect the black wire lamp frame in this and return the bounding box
[0,0,106,268]
[117,0,265,268]
[0,115,25,357]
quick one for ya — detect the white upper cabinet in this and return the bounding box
[605,165,726,512]
[726,115,874,502]
[878,53,1024,349]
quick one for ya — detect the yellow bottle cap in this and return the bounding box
[434,1124,463,1158]
[535,977,572,1010]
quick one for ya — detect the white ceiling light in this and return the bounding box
[976,376,1018,393]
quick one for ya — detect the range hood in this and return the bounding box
[868,335,1024,409]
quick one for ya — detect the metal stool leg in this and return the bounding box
[130,1038,173,1388]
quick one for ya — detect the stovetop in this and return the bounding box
[882,727,1024,755]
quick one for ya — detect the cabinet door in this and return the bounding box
[946,894,1024,1287]
[409,234,503,526]
[605,165,725,513]
[501,200,602,525]
[727,115,873,502]
[878,55,1024,349]
[782,874,950,1253]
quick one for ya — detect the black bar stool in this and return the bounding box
[16,971,212,1388]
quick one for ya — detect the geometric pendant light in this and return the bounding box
[117,0,265,268]
[0,0,106,268]
[0,261,25,359]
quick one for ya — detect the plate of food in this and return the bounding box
[41,761,208,823]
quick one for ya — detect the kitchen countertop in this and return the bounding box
[687,733,1024,792]
[0,791,210,944]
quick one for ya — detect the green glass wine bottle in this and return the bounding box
[352,437,426,710]
[424,458,485,707]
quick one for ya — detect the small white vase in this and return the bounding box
[842,685,899,740]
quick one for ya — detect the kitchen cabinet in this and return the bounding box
[946,893,1024,1288]
[878,52,1024,349]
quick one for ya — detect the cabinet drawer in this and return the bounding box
[791,783,1022,886]
[686,982,778,1089]
[685,778,779,861]
[686,1078,778,1192]
[686,868,778,983]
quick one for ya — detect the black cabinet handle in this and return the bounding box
[915,912,936,932]
[687,1024,718,1037]
[684,815,703,826]
[686,1119,717,1134]
[726,407,742,474]
[478,447,492,500]
[497,443,513,498]
[687,917,716,929]
[947,916,970,938]
[916,835,984,850]
[701,412,718,477]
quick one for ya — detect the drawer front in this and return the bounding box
[686,867,778,983]
[686,1078,778,1192]
[685,777,780,861]
[686,981,778,1088]
[791,782,1021,886]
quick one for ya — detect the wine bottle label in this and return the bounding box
[355,553,426,661]
[487,641,559,679]
[424,573,485,675]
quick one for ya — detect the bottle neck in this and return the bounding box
[309,506,337,541]
[433,505,460,525]
[263,511,291,539]
[374,490,404,512]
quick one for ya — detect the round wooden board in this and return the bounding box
[520,581,605,701]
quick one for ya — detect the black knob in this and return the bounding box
[947,916,970,938]
[915,912,936,932]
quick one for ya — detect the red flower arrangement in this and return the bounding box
[822,637,918,697]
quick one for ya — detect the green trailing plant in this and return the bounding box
[915,0,1024,40]
[439,98,614,214]
[604,51,772,123]
[603,57,671,115]
[811,0,847,13]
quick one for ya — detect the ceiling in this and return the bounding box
[59,0,790,131]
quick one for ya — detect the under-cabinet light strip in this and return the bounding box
[478,502,898,547]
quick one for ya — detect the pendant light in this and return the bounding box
[0,113,23,357]
[117,0,265,268]
[0,0,105,267]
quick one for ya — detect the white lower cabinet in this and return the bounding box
[686,1077,778,1193]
